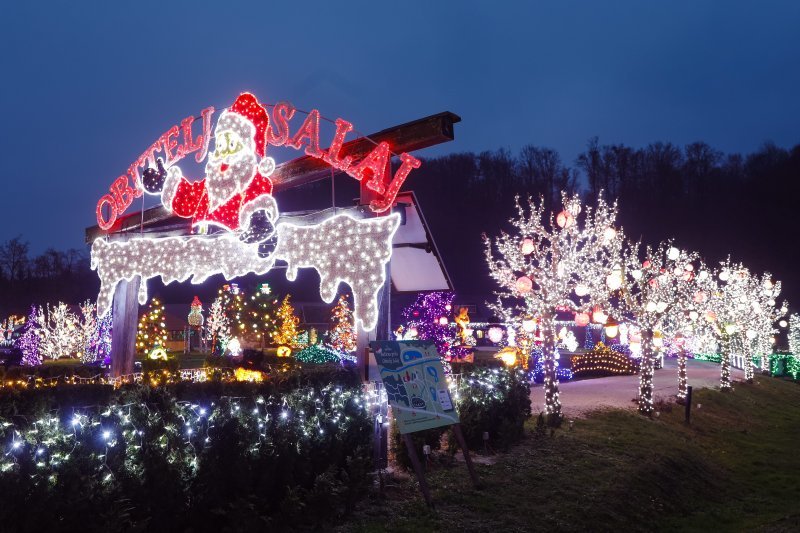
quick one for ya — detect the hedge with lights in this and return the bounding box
[571,342,639,378]
[0,366,372,530]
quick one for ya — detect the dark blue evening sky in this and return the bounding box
[1,0,798,252]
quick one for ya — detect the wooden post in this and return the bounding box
[111,277,140,378]
[685,386,693,425]
[452,423,482,489]
[402,433,434,508]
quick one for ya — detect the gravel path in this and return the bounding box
[531,358,746,418]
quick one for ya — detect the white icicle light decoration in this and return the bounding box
[91,213,400,331]
[484,192,623,421]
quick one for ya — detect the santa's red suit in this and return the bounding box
[166,170,274,231]
[158,92,278,232]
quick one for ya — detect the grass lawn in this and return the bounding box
[342,376,800,532]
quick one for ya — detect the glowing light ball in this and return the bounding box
[521,238,535,255]
[487,327,504,343]
[606,273,623,290]
[574,313,590,327]
[603,227,617,241]
[631,269,642,280]
[684,263,694,271]
[653,332,664,347]
[438,316,449,326]
[645,301,657,312]
[779,319,788,328]
[745,330,757,340]
[516,276,533,294]
[656,301,668,313]
[445,304,452,311]
[698,270,709,280]
[276,345,292,358]
[724,324,737,335]
[556,210,575,228]
[648,278,659,288]
[227,338,242,357]
[694,291,707,303]
[689,311,699,321]
[574,284,590,297]
[148,347,168,361]
[667,247,680,261]
[605,324,619,338]
[642,260,651,269]
[522,318,536,333]
[705,310,717,322]
[592,307,607,324]
[719,270,730,282]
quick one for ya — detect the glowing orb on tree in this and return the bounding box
[724,324,737,335]
[698,270,709,280]
[522,318,536,333]
[631,269,642,280]
[574,283,589,297]
[705,310,717,322]
[516,276,533,294]
[603,227,617,242]
[779,319,788,328]
[226,338,242,357]
[745,330,757,340]
[438,316,449,326]
[605,322,619,338]
[689,311,699,321]
[574,313,590,327]
[719,270,730,282]
[487,327,504,343]
[521,238,535,255]
[694,291,707,303]
[556,210,575,228]
[606,272,622,290]
[667,247,680,261]
[591,307,607,324]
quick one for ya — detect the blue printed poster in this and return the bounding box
[370,341,459,434]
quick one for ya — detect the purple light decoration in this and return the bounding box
[85,312,113,365]
[16,306,42,366]
[401,292,470,361]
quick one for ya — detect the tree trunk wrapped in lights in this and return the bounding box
[676,347,689,400]
[484,192,624,423]
[617,243,700,416]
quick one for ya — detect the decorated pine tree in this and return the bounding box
[218,283,248,341]
[328,294,356,354]
[246,283,278,348]
[16,306,42,366]
[206,296,231,355]
[272,295,300,347]
[136,297,168,353]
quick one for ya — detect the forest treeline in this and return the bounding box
[1,138,798,316]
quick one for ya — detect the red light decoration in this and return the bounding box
[574,312,590,327]
[95,93,424,229]
[556,210,574,228]
[516,276,533,294]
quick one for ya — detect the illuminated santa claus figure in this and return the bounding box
[142,92,278,255]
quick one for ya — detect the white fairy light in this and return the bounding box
[91,213,400,331]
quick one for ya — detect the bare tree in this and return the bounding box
[0,236,30,281]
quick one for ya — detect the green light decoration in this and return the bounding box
[294,344,347,364]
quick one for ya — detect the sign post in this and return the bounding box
[370,340,481,506]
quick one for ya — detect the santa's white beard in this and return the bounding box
[205,155,257,211]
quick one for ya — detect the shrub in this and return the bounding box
[452,367,532,452]
[0,367,371,531]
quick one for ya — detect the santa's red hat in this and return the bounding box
[229,92,270,157]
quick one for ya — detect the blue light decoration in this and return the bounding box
[530,346,573,384]
[584,326,594,349]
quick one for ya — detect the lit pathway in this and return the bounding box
[530,358,746,418]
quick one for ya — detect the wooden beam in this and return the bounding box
[85,111,460,242]
[110,277,140,377]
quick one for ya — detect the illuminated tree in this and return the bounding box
[136,297,168,354]
[272,295,300,347]
[328,294,356,355]
[84,311,112,365]
[694,260,752,391]
[789,313,800,356]
[218,283,248,341]
[739,273,784,382]
[246,283,278,348]
[484,192,623,422]
[16,306,42,366]
[38,302,81,360]
[618,243,700,415]
[77,300,98,363]
[206,296,231,355]
[401,292,466,367]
